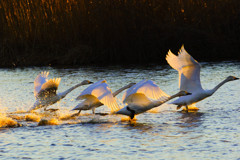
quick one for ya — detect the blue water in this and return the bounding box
[0,62,240,159]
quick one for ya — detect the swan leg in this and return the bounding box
[71,110,81,117]
[130,113,135,120]
[49,109,59,112]
[185,105,189,113]
[126,106,135,120]
[44,108,59,112]
[177,105,182,110]
[92,108,95,114]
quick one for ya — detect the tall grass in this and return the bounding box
[0,0,239,67]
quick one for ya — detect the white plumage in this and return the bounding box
[122,80,169,105]
[166,45,239,111]
[72,80,121,114]
[116,79,191,119]
[116,80,176,119]
[29,71,92,112]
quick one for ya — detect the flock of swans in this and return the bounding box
[28,46,239,120]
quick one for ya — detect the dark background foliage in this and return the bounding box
[0,0,240,67]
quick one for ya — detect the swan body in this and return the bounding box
[166,45,239,111]
[116,90,191,119]
[29,71,92,112]
[116,80,173,119]
[171,90,211,106]
[72,80,132,115]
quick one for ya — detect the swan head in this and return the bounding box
[177,90,192,97]
[100,79,107,83]
[127,82,136,88]
[226,76,239,82]
[81,80,93,85]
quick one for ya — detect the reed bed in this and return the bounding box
[0,0,239,67]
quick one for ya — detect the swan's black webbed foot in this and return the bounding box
[71,110,81,117]
[126,106,135,120]
[95,113,109,116]
[177,105,182,110]
[45,108,59,112]
[71,113,80,117]
[185,105,189,113]
[130,114,135,120]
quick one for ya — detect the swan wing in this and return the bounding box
[166,45,203,92]
[124,93,152,106]
[123,80,169,104]
[134,80,169,101]
[76,81,119,112]
[122,80,146,102]
[73,96,99,110]
[34,71,49,97]
[76,79,105,99]
[94,83,119,112]
[37,78,61,98]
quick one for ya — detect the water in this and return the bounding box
[0,62,240,159]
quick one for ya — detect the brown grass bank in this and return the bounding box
[0,0,240,67]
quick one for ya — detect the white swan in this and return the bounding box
[166,45,239,111]
[72,80,130,115]
[116,80,184,119]
[116,83,191,119]
[29,71,93,112]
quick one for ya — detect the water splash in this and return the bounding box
[25,114,41,122]
[38,118,61,126]
[0,107,18,128]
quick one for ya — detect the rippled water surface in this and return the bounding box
[0,62,240,159]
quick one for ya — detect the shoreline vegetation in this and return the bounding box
[0,0,240,67]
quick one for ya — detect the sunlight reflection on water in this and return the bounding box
[0,62,240,159]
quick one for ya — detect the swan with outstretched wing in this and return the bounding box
[29,71,92,112]
[116,80,190,119]
[166,45,239,111]
[116,79,191,119]
[72,80,127,115]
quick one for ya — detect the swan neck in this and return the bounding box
[152,93,179,107]
[139,93,178,111]
[59,83,82,98]
[210,78,229,95]
[112,85,130,97]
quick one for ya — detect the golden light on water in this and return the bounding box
[120,116,137,122]
[38,118,60,126]
[25,114,41,122]
[0,111,18,128]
